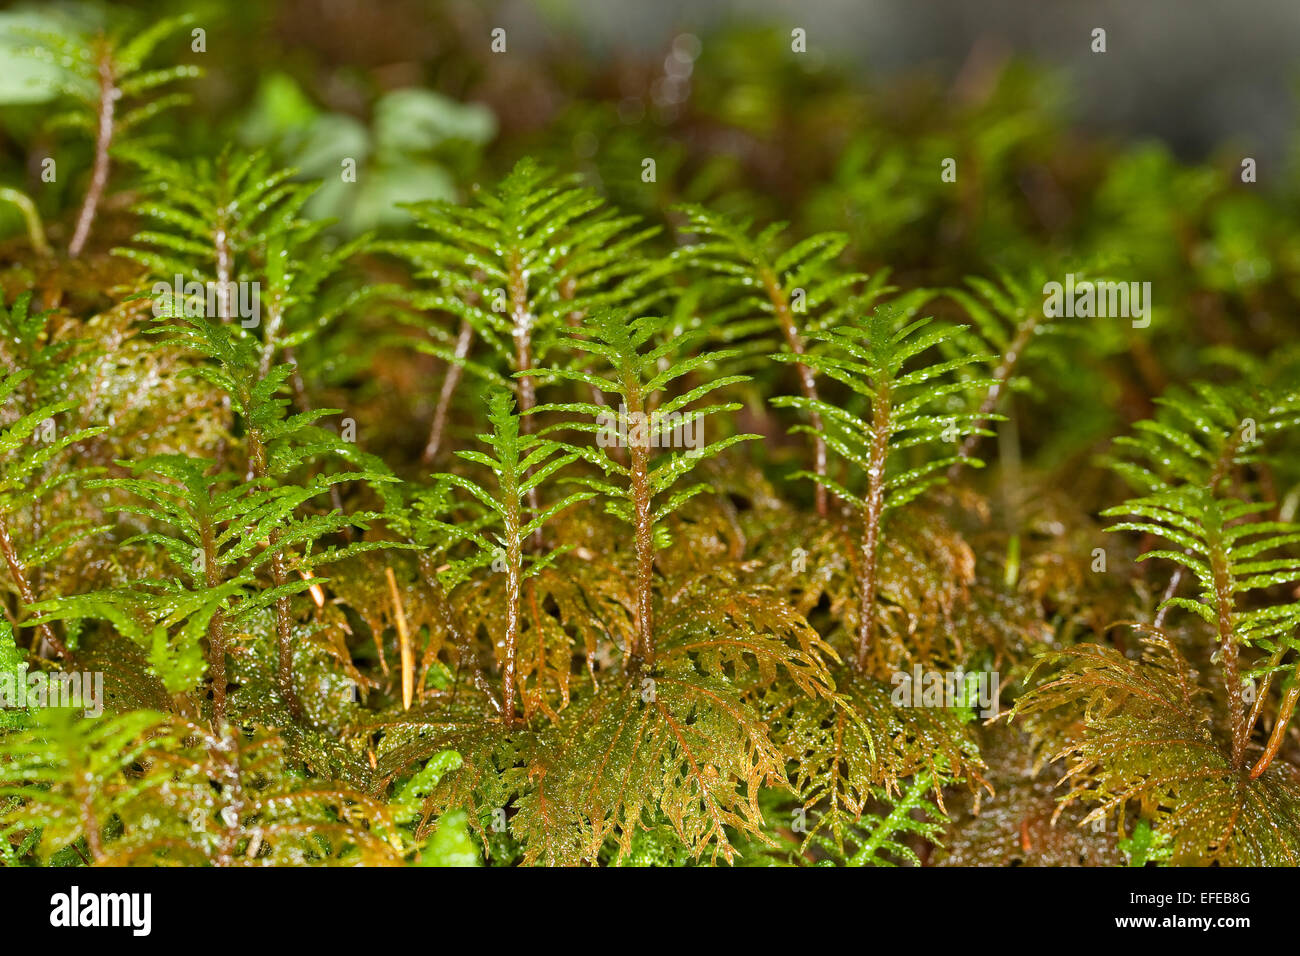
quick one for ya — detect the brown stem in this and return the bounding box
[422,319,473,465]
[855,380,892,673]
[508,252,536,419]
[501,484,522,726]
[236,211,299,717]
[526,580,547,722]
[1210,540,1247,768]
[761,268,827,516]
[506,252,543,544]
[67,48,117,258]
[0,512,68,659]
[627,384,655,668]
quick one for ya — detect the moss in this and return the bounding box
[0,3,1297,867]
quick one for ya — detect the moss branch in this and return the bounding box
[422,318,473,465]
[1208,535,1247,768]
[1251,674,1300,779]
[500,466,522,726]
[507,251,543,546]
[211,729,246,867]
[0,512,68,660]
[625,379,655,669]
[855,378,892,674]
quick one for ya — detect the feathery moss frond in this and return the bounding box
[377,158,670,462]
[525,307,759,666]
[1012,630,1300,865]
[773,305,996,671]
[19,13,201,256]
[671,205,873,514]
[429,389,592,723]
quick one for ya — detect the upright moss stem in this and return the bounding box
[68,48,117,259]
[500,456,522,725]
[422,318,474,465]
[855,378,891,673]
[0,512,68,660]
[507,251,543,545]
[501,544,522,726]
[1209,537,1247,768]
[625,379,655,668]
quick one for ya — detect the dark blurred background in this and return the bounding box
[499,0,1297,165]
[6,0,1294,162]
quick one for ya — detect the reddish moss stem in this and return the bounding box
[0,512,68,659]
[422,319,473,465]
[1251,677,1300,779]
[626,383,655,668]
[1210,539,1247,768]
[267,548,298,714]
[501,473,522,725]
[211,728,245,867]
[855,379,892,673]
[68,49,117,259]
[507,252,542,544]
[761,268,827,516]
